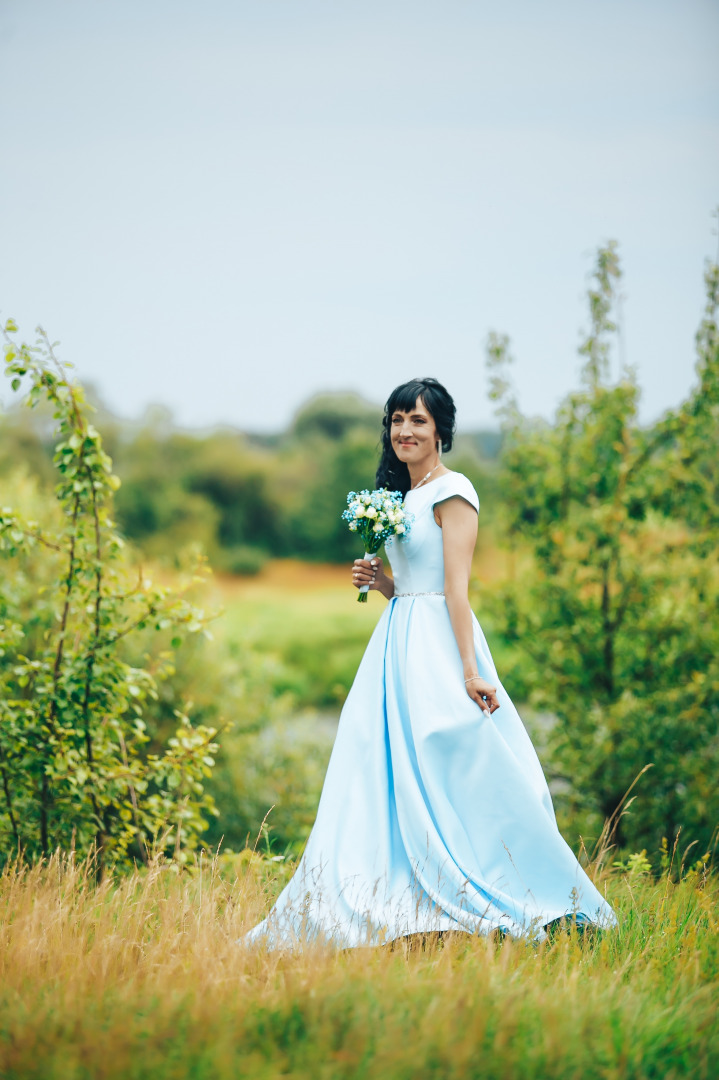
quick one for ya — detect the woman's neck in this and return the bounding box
[408,458,443,490]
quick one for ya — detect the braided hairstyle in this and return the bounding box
[375,377,456,496]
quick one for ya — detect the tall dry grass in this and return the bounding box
[0,847,717,1079]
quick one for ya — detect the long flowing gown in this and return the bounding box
[246,471,617,946]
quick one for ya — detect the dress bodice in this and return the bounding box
[385,471,480,595]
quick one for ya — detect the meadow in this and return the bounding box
[2,559,715,1080]
[0,847,716,1079]
[212,560,382,710]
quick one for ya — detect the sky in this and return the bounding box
[1,0,717,435]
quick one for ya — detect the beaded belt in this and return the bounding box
[394,591,445,598]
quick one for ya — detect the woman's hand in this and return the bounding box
[352,556,393,599]
[464,676,500,717]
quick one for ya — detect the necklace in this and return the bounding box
[411,463,442,491]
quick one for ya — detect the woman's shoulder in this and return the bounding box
[430,471,480,512]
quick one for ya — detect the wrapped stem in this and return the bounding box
[357,549,378,603]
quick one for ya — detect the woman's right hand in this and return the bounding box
[352,556,391,597]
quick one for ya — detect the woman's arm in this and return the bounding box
[435,497,500,716]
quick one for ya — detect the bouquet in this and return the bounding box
[342,489,413,602]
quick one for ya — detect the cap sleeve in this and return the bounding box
[431,473,480,515]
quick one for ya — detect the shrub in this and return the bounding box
[0,321,220,871]
[485,240,719,860]
[215,544,270,576]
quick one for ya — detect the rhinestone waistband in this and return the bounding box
[393,591,445,598]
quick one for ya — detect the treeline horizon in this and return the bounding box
[0,386,503,569]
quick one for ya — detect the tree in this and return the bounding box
[290,392,382,443]
[486,236,719,861]
[0,321,219,871]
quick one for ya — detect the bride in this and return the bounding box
[246,377,617,946]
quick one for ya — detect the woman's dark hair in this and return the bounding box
[375,377,456,495]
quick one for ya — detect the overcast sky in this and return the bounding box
[1,0,717,434]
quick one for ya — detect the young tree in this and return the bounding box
[0,322,219,871]
[486,237,719,861]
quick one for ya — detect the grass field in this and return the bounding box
[0,851,716,1079]
[211,561,381,709]
[1,558,717,1077]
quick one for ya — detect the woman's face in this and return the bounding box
[390,395,440,465]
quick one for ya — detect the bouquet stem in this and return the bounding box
[357,550,377,603]
[343,488,411,608]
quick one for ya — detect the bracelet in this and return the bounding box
[464,675,482,684]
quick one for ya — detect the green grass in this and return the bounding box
[214,566,390,709]
[0,853,717,1079]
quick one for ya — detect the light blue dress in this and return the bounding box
[246,472,617,946]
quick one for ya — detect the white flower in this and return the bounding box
[373,522,383,533]
[396,524,405,534]
[365,506,378,519]
[355,506,366,517]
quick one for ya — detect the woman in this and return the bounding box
[246,378,616,946]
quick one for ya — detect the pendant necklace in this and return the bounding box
[411,463,442,491]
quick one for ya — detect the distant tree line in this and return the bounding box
[0,389,501,570]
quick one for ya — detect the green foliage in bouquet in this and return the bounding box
[0,322,220,872]
[485,235,719,862]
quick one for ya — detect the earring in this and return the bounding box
[437,440,442,459]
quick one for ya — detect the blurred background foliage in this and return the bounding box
[0,387,501,570]
[1,239,717,868]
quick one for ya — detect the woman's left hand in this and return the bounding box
[465,676,500,716]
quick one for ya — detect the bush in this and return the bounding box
[0,322,220,871]
[485,240,719,861]
[215,544,270,576]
